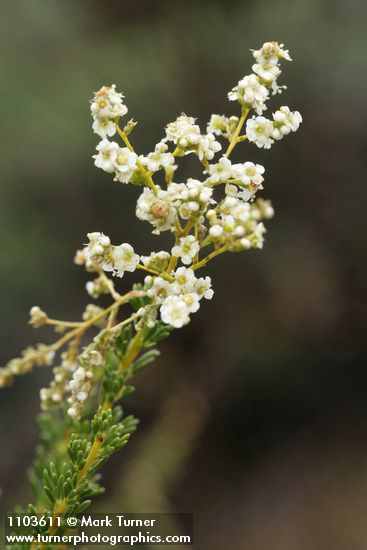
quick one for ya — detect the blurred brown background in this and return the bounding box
[0,0,367,548]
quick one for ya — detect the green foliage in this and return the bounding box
[67,434,91,471]
[11,314,168,548]
[43,461,76,504]
[99,322,169,406]
[114,324,134,356]
[142,321,172,348]
[130,349,160,373]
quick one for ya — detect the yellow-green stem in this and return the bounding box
[192,245,228,270]
[50,290,144,353]
[225,109,249,157]
[117,125,158,195]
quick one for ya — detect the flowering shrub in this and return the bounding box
[1,42,301,546]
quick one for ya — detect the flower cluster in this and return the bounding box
[246,107,302,149]
[208,157,265,197]
[7,344,55,376]
[83,232,140,277]
[91,84,128,138]
[67,348,102,419]
[228,73,269,114]
[207,196,274,251]
[29,306,48,328]
[86,275,114,299]
[207,114,240,139]
[40,350,77,410]
[85,43,300,332]
[228,42,290,112]
[144,267,213,328]
[226,41,301,150]
[252,42,291,93]
[93,139,138,183]
[165,115,222,161]
[0,41,301,427]
[172,236,200,265]
[139,141,175,173]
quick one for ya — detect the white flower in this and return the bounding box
[180,179,214,218]
[141,251,170,272]
[181,292,201,313]
[166,180,214,220]
[113,147,138,183]
[92,141,138,183]
[207,115,239,139]
[207,114,229,136]
[91,85,127,122]
[207,157,233,183]
[197,133,222,161]
[173,266,197,289]
[93,139,119,173]
[92,118,117,139]
[149,268,214,318]
[85,275,112,299]
[228,74,269,114]
[165,115,201,149]
[252,61,281,85]
[224,183,238,197]
[136,186,177,234]
[146,276,179,305]
[139,141,175,173]
[272,106,302,140]
[231,162,265,188]
[111,243,140,277]
[251,43,291,94]
[166,182,188,202]
[252,42,291,64]
[208,158,265,190]
[246,116,274,149]
[84,232,112,267]
[172,236,200,265]
[250,222,266,249]
[220,196,251,222]
[209,225,223,238]
[192,275,214,300]
[160,295,191,328]
[85,237,139,278]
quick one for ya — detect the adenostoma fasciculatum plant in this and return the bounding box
[1,42,301,548]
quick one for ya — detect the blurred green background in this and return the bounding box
[1,0,367,548]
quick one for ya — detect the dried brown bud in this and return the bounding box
[150,201,169,219]
[198,224,208,243]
